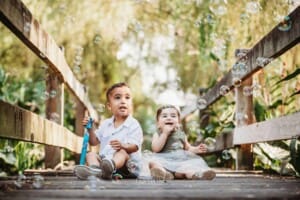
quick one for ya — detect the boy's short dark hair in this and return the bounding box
[106,82,130,102]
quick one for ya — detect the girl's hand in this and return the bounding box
[160,124,177,136]
[195,143,207,154]
[110,139,122,150]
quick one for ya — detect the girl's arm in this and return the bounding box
[184,137,207,154]
[151,132,169,153]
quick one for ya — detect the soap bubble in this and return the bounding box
[197,98,207,110]
[204,137,216,152]
[278,16,292,32]
[232,77,242,88]
[220,85,230,96]
[32,174,44,189]
[243,86,253,96]
[222,149,232,160]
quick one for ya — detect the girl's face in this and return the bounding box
[107,86,133,119]
[157,108,180,130]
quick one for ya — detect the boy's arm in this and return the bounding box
[88,127,100,146]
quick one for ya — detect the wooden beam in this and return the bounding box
[0,0,98,121]
[0,100,83,153]
[181,6,300,118]
[233,112,300,145]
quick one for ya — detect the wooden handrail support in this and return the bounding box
[0,0,98,121]
[0,100,83,153]
[181,5,300,118]
[234,111,300,145]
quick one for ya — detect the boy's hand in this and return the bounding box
[110,139,122,150]
[82,116,91,126]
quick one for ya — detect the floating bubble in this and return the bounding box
[126,158,141,176]
[23,22,31,33]
[222,149,232,160]
[235,112,248,125]
[252,83,262,97]
[94,34,102,44]
[256,57,273,67]
[39,52,46,58]
[211,5,227,16]
[197,98,207,110]
[49,90,57,98]
[243,86,253,96]
[43,91,50,100]
[246,1,260,14]
[219,85,230,96]
[14,172,26,188]
[74,65,81,73]
[32,174,44,189]
[204,14,215,24]
[232,62,248,77]
[194,20,202,27]
[234,49,249,59]
[232,77,242,88]
[87,175,98,191]
[240,13,250,23]
[278,16,292,32]
[204,137,216,152]
[96,104,105,113]
[50,112,60,123]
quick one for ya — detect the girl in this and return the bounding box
[149,105,216,180]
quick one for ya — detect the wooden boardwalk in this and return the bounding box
[0,170,299,199]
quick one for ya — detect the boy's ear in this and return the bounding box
[106,102,112,111]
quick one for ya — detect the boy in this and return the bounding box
[74,82,143,180]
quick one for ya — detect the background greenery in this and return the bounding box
[0,0,299,176]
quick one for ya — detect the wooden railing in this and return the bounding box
[0,0,99,168]
[182,6,300,169]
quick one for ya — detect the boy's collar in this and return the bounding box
[108,115,132,127]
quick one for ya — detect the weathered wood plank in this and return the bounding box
[234,111,300,145]
[0,0,98,121]
[181,6,300,118]
[0,175,299,200]
[0,100,83,153]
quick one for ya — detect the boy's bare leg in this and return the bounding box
[112,149,129,169]
[86,152,101,167]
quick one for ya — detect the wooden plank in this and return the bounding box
[181,6,300,118]
[234,112,300,145]
[0,176,299,199]
[0,0,98,122]
[0,100,83,153]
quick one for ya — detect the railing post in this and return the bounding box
[74,99,85,164]
[235,76,255,170]
[45,69,64,169]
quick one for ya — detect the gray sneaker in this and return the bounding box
[74,165,102,180]
[100,159,115,180]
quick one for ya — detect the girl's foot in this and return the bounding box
[150,167,174,180]
[192,170,216,180]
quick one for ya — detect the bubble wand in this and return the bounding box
[79,117,93,165]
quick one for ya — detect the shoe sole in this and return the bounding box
[101,160,114,180]
[150,168,174,180]
[74,165,102,180]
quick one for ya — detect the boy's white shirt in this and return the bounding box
[95,115,143,160]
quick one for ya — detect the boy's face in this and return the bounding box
[157,108,180,130]
[107,86,133,119]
